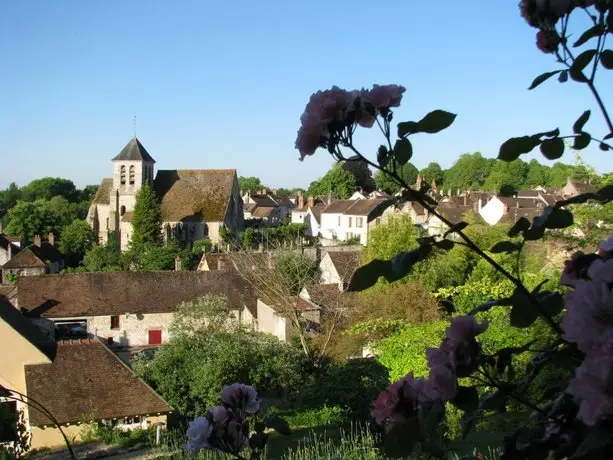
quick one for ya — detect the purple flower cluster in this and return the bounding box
[561,235,613,426]
[295,84,406,160]
[371,316,488,428]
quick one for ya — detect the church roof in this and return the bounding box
[91,178,113,205]
[112,137,156,163]
[154,169,237,222]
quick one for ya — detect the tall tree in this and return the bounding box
[443,152,495,191]
[21,177,78,202]
[374,161,418,194]
[130,185,163,249]
[0,183,22,220]
[78,185,99,203]
[419,162,444,187]
[59,220,96,266]
[238,176,265,192]
[4,200,55,243]
[483,159,529,195]
[307,163,357,199]
[526,159,551,187]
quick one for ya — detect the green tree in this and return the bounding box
[443,152,495,190]
[59,220,95,266]
[78,185,99,203]
[307,163,357,199]
[241,227,256,249]
[276,187,304,197]
[238,176,265,192]
[419,162,444,187]
[130,185,163,249]
[83,244,125,272]
[374,161,418,194]
[21,177,78,202]
[526,159,551,187]
[483,159,529,195]
[363,214,420,264]
[0,182,22,220]
[129,243,180,270]
[548,162,575,187]
[4,200,55,243]
[44,196,78,233]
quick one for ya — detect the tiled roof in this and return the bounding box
[322,200,356,214]
[303,285,357,309]
[154,169,237,222]
[0,234,20,256]
[18,271,257,318]
[91,178,113,205]
[200,253,230,271]
[0,295,56,361]
[252,207,274,218]
[569,180,597,194]
[326,251,361,282]
[244,203,258,213]
[517,190,540,198]
[0,284,17,303]
[435,205,471,224]
[2,243,62,269]
[112,137,156,163]
[250,195,279,208]
[344,199,387,217]
[25,338,171,426]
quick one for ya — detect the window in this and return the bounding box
[203,223,209,237]
[120,165,126,185]
[356,217,364,228]
[120,205,126,216]
[129,165,135,185]
[148,329,162,345]
[348,217,353,227]
[0,401,17,442]
[110,315,120,330]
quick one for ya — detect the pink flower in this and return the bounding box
[425,364,457,401]
[371,373,430,426]
[519,0,574,28]
[427,316,488,377]
[598,234,613,256]
[587,258,613,283]
[536,29,561,54]
[562,281,613,352]
[220,384,260,414]
[363,84,406,113]
[208,406,229,424]
[567,350,613,426]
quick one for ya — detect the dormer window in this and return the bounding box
[129,165,135,185]
[120,165,126,185]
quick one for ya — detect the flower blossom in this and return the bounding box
[536,29,561,54]
[519,0,574,28]
[220,383,260,414]
[183,416,213,455]
[562,280,613,352]
[567,350,613,426]
[427,316,489,378]
[371,372,430,426]
[209,406,230,424]
[598,234,613,256]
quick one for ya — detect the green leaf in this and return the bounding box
[467,299,509,316]
[535,128,560,138]
[600,142,610,151]
[573,132,590,149]
[570,49,597,82]
[539,137,565,160]
[383,419,419,458]
[452,386,479,412]
[399,110,457,137]
[558,70,568,83]
[555,192,600,207]
[397,121,419,138]
[508,217,531,237]
[573,24,605,47]
[600,50,613,70]
[393,138,413,165]
[510,289,539,328]
[389,245,433,280]
[528,70,561,90]
[479,391,507,413]
[418,400,445,434]
[546,208,574,229]
[346,259,392,292]
[571,427,613,459]
[490,241,520,254]
[498,135,541,161]
[573,110,591,134]
[444,221,468,238]
[522,225,545,241]
[538,292,564,317]
[435,239,454,250]
[263,415,291,436]
[598,185,613,202]
[377,145,390,167]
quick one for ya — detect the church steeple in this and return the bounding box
[112,137,156,163]
[111,137,156,190]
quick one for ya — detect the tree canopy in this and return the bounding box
[130,185,163,249]
[307,163,357,199]
[374,161,419,194]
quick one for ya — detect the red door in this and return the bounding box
[148,329,162,345]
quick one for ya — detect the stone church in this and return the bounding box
[87,137,244,251]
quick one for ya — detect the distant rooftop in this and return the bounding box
[112,137,156,163]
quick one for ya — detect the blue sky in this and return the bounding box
[0,0,611,190]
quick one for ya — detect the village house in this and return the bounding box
[255,297,321,343]
[561,177,597,197]
[87,137,244,251]
[291,194,329,238]
[319,250,361,287]
[242,190,294,227]
[319,199,388,245]
[1,234,63,281]
[16,271,257,354]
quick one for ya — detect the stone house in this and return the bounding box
[24,338,172,449]
[87,137,244,250]
[319,199,387,245]
[0,233,21,283]
[319,250,361,286]
[562,177,597,198]
[17,271,257,349]
[1,234,63,280]
[242,190,294,227]
[256,297,321,343]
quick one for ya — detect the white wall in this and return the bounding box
[256,299,287,342]
[319,253,341,285]
[88,313,173,347]
[320,213,368,244]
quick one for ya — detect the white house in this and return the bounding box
[255,297,320,343]
[16,271,257,349]
[319,250,361,286]
[319,199,387,245]
[291,194,329,237]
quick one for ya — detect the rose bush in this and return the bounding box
[293,2,612,457]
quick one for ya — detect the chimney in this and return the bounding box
[327,190,332,204]
[33,234,41,247]
[47,232,55,246]
[308,196,314,208]
[7,243,12,260]
[174,256,182,271]
[298,191,304,209]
